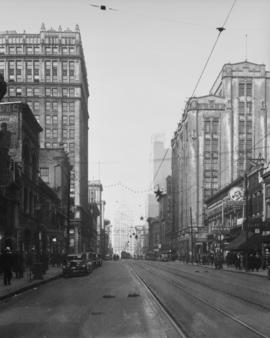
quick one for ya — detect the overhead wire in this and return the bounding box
[149,0,237,192]
[190,0,237,98]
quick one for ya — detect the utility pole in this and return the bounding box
[190,207,194,264]
[244,172,249,271]
[66,166,71,255]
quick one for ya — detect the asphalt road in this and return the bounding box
[129,260,270,338]
[0,261,182,338]
[1,260,270,338]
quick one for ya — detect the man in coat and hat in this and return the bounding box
[2,247,13,285]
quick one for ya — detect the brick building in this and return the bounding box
[0,24,89,252]
[0,102,42,252]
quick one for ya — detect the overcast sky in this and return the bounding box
[1,0,270,223]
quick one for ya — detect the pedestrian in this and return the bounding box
[1,247,13,285]
[12,251,23,279]
[235,253,241,270]
[254,252,261,272]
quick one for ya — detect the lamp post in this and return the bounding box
[244,172,249,271]
[190,207,194,263]
[65,165,71,255]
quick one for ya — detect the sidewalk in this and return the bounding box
[213,263,268,278]
[177,261,269,278]
[0,266,62,301]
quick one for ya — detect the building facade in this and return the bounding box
[39,148,71,251]
[88,180,104,254]
[0,101,42,252]
[171,61,270,260]
[0,24,89,252]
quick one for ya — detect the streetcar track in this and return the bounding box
[129,265,188,338]
[146,261,270,312]
[131,262,270,338]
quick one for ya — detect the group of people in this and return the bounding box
[225,251,269,271]
[0,247,64,286]
[0,247,24,285]
[178,250,270,272]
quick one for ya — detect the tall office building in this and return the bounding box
[88,180,104,254]
[152,134,171,190]
[0,24,89,253]
[171,61,270,256]
[147,134,171,218]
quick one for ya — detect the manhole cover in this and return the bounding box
[91,312,103,315]
[103,295,115,299]
[128,293,140,298]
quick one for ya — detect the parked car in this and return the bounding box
[85,251,98,269]
[104,254,112,261]
[62,253,93,277]
[160,252,171,262]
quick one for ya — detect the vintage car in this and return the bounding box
[85,251,102,268]
[104,254,113,261]
[62,253,93,277]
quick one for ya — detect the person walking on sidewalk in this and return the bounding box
[254,252,262,272]
[1,247,13,285]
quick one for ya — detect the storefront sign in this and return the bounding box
[228,187,244,201]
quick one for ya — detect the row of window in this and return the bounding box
[239,81,252,97]
[204,170,218,178]
[1,60,76,83]
[204,183,219,189]
[45,128,75,139]
[239,101,252,114]
[9,87,77,101]
[8,86,76,98]
[45,87,75,97]
[204,119,219,142]
[44,142,75,152]
[0,45,76,55]
[0,35,76,44]
[45,115,75,125]
[26,101,75,114]
[204,141,219,152]
[204,151,218,159]
[44,101,75,113]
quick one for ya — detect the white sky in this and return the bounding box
[1,0,270,222]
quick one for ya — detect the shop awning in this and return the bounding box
[226,231,262,251]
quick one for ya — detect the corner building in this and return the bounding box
[0,24,89,253]
[172,61,270,260]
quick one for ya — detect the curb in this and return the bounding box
[194,263,268,279]
[175,261,268,279]
[0,273,62,302]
